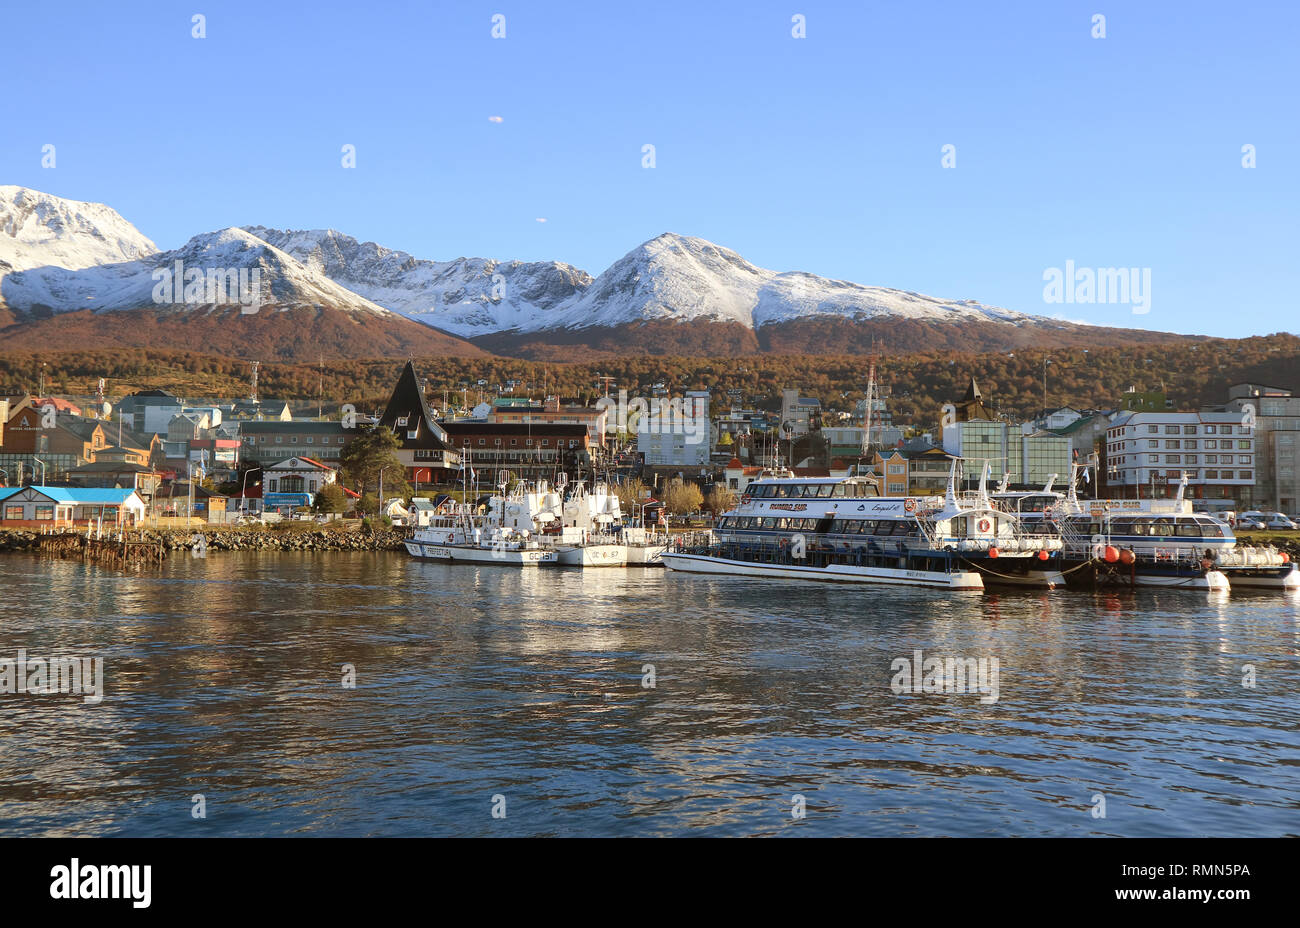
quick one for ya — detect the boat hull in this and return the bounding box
[660,552,983,589]
[1060,558,1229,591]
[1219,564,1300,590]
[554,543,627,567]
[405,540,556,565]
[624,543,668,566]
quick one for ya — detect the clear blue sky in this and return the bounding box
[2,1,1295,337]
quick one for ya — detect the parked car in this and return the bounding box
[1236,517,1267,530]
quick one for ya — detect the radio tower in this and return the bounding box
[860,348,878,458]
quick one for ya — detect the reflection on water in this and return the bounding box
[0,552,1297,836]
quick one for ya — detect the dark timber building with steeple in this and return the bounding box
[378,361,459,484]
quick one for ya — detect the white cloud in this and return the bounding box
[488,116,503,123]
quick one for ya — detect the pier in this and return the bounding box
[37,530,168,569]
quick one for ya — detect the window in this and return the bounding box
[1206,425,1217,434]
[1165,440,1180,449]
[290,437,298,444]
[478,439,486,446]
[1205,440,1217,449]
[1184,426,1197,435]
[1204,470,1218,480]
[510,439,517,446]
[1238,440,1251,449]
[5,506,21,520]
[1165,455,1181,464]
[1239,455,1251,464]
[1184,440,1196,449]
[275,437,282,443]
[1205,454,1217,463]
[1186,455,1197,464]
[1147,440,1159,448]
[306,437,314,444]
[1165,425,1181,434]
[1239,471,1252,480]
[35,505,54,520]
[1147,425,1159,434]
[541,439,549,447]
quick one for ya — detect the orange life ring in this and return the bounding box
[904,498,916,513]
[977,518,991,533]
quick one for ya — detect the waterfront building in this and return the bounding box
[441,422,590,483]
[1104,409,1254,503]
[638,390,712,468]
[0,411,110,484]
[1220,382,1300,513]
[240,419,348,466]
[262,456,338,512]
[0,486,147,527]
[486,395,608,444]
[942,419,1070,486]
[378,362,459,482]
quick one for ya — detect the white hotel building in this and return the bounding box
[1105,411,1255,504]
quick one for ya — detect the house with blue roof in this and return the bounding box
[0,486,147,527]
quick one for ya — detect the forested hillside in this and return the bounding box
[2,333,1296,426]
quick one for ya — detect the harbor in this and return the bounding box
[1,548,1295,838]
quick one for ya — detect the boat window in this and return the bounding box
[831,484,847,497]
[843,520,863,534]
[1198,521,1225,538]
[816,485,833,498]
[876,520,897,536]
[828,519,846,534]
[756,485,773,498]
[1151,519,1174,536]
[860,520,878,535]
[1176,522,1201,537]
[760,517,777,529]
[717,517,732,529]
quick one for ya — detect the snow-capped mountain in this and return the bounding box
[3,223,392,316]
[245,226,592,335]
[0,186,1186,361]
[0,188,487,360]
[539,233,1040,331]
[241,228,1043,336]
[0,185,158,274]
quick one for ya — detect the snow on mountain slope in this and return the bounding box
[0,185,158,273]
[1,226,392,315]
[549,233,1039,331]
[245,226,592,336]
[247,228,1041,335]
[0,186,1056,339]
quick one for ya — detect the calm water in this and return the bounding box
[1,551,1297,837]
